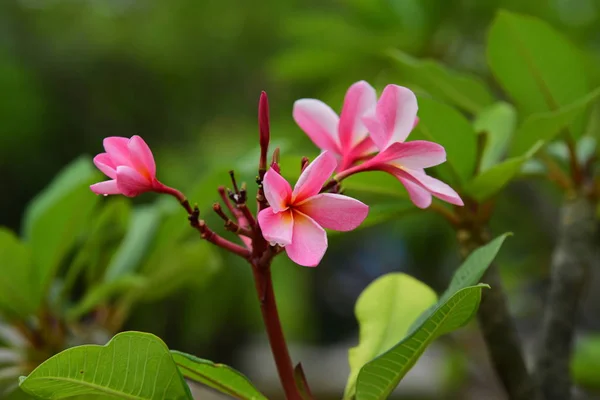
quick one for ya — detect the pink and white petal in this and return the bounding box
[397,177,432,209]
[370,141,446,169]
[128,135,156,178]
[90,180,122,196]
[258,208,294,247]
[93,153,117,179]
[338,81,377,152]
[292,151,337,203]
[376,85,418,146]
[103,137,131,166]
[285,211,328,267]
[296,193,368,231]
[262,168,292,212]
[362,111,389,151]
[293,99,341,154]
[115,165,153,197]
[402,168,463,206]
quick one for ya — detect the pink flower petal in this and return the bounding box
[365,85,418,150]
[115,165,153,197]
[262,168,292,212]
[258,208,294,246]
[285,211,328,267]
[297,193,368,231]
[362,111,388,151]
[338,81,377,152]
[368,141,446,169]
[292,151,337,203]
[397,176,432,209]
[93,153,117,179]
[90,180,122,195]
[401,168,464,206]
[103,137,131,166]
[293,99,341,154]
[128,135,156,179]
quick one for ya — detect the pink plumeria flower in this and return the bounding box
[90,135,166,197]
[258,151,369,267]
[338,85,463,209]
[293,81,378,171]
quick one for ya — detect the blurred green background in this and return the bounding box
[2,0,600,399]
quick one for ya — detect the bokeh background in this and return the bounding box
[2,0,600,399]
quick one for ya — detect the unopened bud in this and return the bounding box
[259,91,270,172]
[271,147,281,173]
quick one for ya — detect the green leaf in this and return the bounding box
[344,273,437,399]
[464,142,543,201]
[510,87,600,157]
[355,285,488,400]
[0,229,38,318]
[22,157,100,295]
[572,335,600,390]
[19,331,192,400]
[487,11,589,126]
[171,350,266,400]
[104,205,161,283]
[473,102,517,171]
[67,276,148,321]
[388,49,494,114]
[412,97,477,185]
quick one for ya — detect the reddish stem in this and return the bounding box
[251,260,302,400]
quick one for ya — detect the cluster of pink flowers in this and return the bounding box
[90,82,462,266]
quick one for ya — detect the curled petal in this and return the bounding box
[103,137,131,167]
[401,168,463,206]
[293,99,341,154]
[297,193,368,231]
[93,153,117,179]
[258,208,294,246]
[339,81,377,152]
[292,151,337,203]
[285,211,327,267]
[115,166,153,197]
[90,180,121,196]
[262,168,292,212]
[368,141,446,169]
[128,135,156,178]
[397,177,432,209]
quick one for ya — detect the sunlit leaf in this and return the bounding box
[388,49,494,114]
[344,273,437,399]
[19,331,192,400]
[473,102,517,171]
[171,350,266,400]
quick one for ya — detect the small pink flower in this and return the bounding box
[340,84,462,209]
[293,81,378,171]
[90,135,163,197]
[258,152,369,267]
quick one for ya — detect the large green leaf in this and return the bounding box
[343,273,437,399]
[473,102,517,172]
[104,205,161,283]
[22,157,100,295]
[19,331,192,400]
[412,97,477,185]
[388,49,494,114]
[0,229,38,318]
[464,142,543,201]
[509,87,600,157]
[355,285,488,400]
[171,351,266,400]
[487,11,589,134]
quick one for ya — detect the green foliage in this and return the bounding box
[510,87,600,157]
[19,331,192,400]
[0,229,37,318]
[348,234,510,399]
[344,273,438,399]
[22,157,100,298]
[412,98,477,185]
[572,335,600,391]
[473,102,517,172]
[388,49,494,114]
[171,350,267,400]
